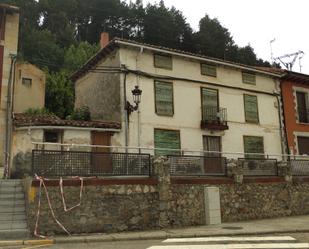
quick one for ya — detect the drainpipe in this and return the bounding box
[4,54,17,178]
[123,71,128,153]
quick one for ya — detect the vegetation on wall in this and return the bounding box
[5,0,272,118]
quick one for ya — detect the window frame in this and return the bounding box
[201,87,219,121]
[154,53,173,70]
[154,128,181,156]
[154,80,174,116]
[243,135,265,159]
[242,71,256,85]
[22,77,32,87]
[201,63,217,77]
[295,91,309,124]
[43,130,63,144]
[243,94,259,124]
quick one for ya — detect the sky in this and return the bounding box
[129,0,309,74]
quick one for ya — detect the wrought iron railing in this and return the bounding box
[168,155,227,176]
[298,108,309,123]
[238,158,278,176]
[290,159,309,176]
[202,106,227,125]
[32,150,151,177]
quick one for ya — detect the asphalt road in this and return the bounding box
[6,233,309,249]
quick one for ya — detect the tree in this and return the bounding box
[45,70,74,118]
[63,42,99,74]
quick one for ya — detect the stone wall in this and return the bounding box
[169,182,309,226]
[25,158,309,235]
[26,182,159,235]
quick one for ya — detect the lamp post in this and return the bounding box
[126,85,142,115]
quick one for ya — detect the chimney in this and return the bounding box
[100,32,110,49]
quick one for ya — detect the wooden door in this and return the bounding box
[91,132,112,174]
[203,136,223,174]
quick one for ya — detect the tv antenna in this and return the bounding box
[274,50,304,71]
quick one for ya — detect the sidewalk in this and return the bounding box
[53,215,309,243]
[1,215,309,246]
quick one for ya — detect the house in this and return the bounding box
[71,33,284,171]
[280,71,309,155]
[11,113,121,178]
[0,4,19,175]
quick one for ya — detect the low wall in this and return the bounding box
[25,158,309,235]
[169,180,309,225]
[26,179,159,235]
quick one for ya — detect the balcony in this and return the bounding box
[298,108,309,123]
[201,106,228,130]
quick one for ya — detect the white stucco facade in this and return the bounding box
[110,46,283,158]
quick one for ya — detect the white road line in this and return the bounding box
[148,243,309,249]
[163,236,296,243]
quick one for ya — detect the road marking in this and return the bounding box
[163,236,296,243]
[148,243,309,249]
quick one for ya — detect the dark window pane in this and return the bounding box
[297,137,309,155]
[44,131,59,143]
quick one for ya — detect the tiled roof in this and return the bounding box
[13,113,121,130]
[70,38,282,81]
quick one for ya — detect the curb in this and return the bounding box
[54,228,309,244]
[0,239,54,247]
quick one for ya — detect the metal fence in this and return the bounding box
[238,158,278,176]
[32,150,151,177]
[169,155,227,176]
[290,159,309,176]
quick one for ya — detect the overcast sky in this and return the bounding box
[130,0,309,74]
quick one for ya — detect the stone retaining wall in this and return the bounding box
[27,183,159,235]
[25,158,309,235]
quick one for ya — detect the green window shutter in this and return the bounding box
[155,81,174,116]
[154,54,173,70]
[201,63,217,77]
[202,88,218,120]
[244,94,259,123]
[242,72,256,85]
[154,129,180,156]
[244,136,264,158]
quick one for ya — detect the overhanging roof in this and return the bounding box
[71,38,282,81]
[0,4,19,13]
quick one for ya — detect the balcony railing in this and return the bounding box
[290,159,309,176]
[238,158,278,176]
[32,150,151,177]
[201,106,228,130]
[168,155,227,176]
[298,108,309,123]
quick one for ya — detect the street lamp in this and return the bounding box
[126,85,142,115]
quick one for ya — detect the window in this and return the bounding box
[203,136,221,156]
[203,136,225,174]
[44,130,62,143]
[154,81,174,116]
[154,129,180,156]
[154,54,172,70]
[243,136,264,158]
[201,88,219,121]
[297,137,309,155]
[242,71,256,85]
[296,91,309,123]
[244,94,259,123]
[22,78,32,87]
[201,63,217,77]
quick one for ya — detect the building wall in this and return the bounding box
[112,47,282,158]
[281,80,309,154]
[13,63,45,113]
[0,10,19,166]
[75,50,121,122]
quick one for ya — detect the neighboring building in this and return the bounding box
[0,4,19,171]
[11,113,120,178]
[280,71,309,155]
[72,33,284,167]
[13,62,46,113]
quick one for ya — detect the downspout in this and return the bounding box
[279,80,290,157]
[4,54,17,178]
[123,71,128,153]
